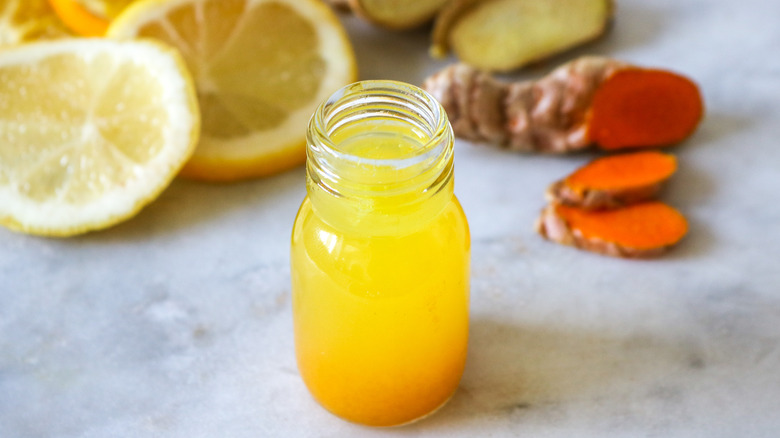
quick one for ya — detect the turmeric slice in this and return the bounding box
[546,151,678,210]
[536,202,689,258]
[589,69,705,149]
[422,56,704,153]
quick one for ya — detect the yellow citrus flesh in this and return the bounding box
[79,0,136,18]
[0,39,200,236]
[0,0,72,46]
[108,0,357,182]
[47,0,135,36]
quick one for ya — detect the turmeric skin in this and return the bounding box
[423,56,704,152]
[536,202,689,258]
[546,151,678,210]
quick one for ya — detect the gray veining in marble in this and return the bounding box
[2,0,780,436]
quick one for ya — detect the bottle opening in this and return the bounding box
[307,80,453,192]
[305,80,455,233]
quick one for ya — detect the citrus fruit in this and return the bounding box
[0,0,72,46]
[47,0,134,36]
[78,0,135,17]
[108,0,357,182]
[0,39,200,237]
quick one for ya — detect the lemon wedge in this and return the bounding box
[0,39,200,236]
[107,0,357,182]
[0,0,72,46]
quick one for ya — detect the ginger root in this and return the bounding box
[422,56,704,153]
[536,202,688,258]
[432,0,614,71]
[328,0,614,69]
[546,151,678,210]
[331,0,450,30]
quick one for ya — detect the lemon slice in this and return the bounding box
[0,39,200,237]
[47,0,134,36]
[0,0,72,46]
[108,0,357,182]
[79,0,135,18]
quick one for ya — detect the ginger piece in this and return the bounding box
[546,151,678,210]
[324,0,352,11]
[536,202,688,258]
[422,56,704,152]
[346,0,450,30]
[430,0,480,58]
[432,0,614,72]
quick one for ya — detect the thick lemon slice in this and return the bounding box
[0,39,200,236]
[108,0,357,182]
[0,0,72,46]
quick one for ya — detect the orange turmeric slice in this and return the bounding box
[536,202,688,258]
[587,68,704,150]
[546,151,677,209]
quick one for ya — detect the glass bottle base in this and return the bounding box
[315,385,460,428]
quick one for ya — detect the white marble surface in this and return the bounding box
[2,0,780,436]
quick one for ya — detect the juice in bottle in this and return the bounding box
[291,81,470,426]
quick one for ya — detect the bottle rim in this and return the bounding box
[307,80,453,186]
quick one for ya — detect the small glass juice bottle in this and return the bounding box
[291,80,470,427]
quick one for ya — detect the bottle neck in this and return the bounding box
[306,81,455,235]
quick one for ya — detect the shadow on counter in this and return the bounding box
[395,318,708,433]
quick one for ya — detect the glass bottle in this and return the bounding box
[290,80,470,427]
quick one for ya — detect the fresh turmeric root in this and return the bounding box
[536,202,688,258]
[423,56,704,153]
[546,151,678,210]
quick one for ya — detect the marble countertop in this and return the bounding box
[2,0,780,436]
